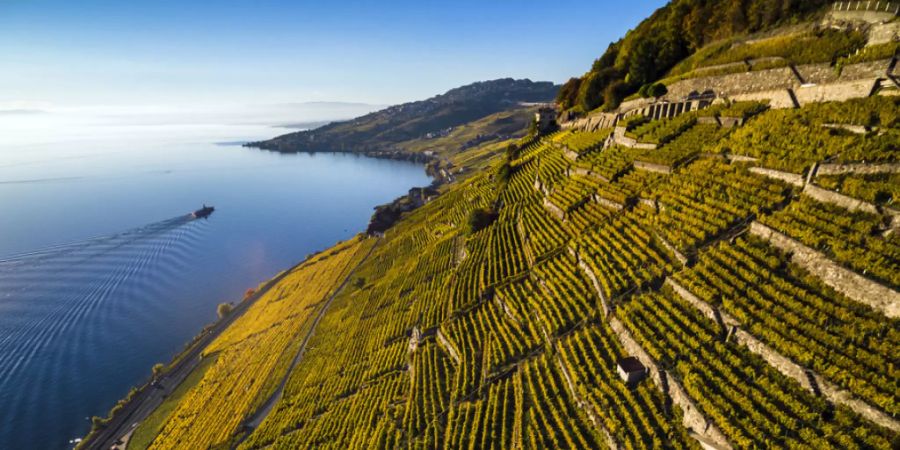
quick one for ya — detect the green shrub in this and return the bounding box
[467,208,498,234]
[603,80,631,111]
[648,83,667,98]
[556,77,582,110]
[217,302,234,318]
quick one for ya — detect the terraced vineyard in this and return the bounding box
[122,94,899,450]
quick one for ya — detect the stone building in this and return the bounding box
[535,107,557,133]
[617,356,647,385]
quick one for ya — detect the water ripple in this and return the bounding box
[0,215,207,449]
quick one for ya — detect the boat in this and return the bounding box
[192,204,215,219]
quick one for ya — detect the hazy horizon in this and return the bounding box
[1,0,668,128]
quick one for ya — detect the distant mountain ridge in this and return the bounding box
[245,78,558,153]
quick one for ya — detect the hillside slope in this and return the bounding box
[83,3,900,449]
[246,78,557,155]
[123,92,900,449]
[556,0,839,112]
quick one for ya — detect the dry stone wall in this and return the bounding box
[815,375,900,433]
[749,221,900,317]
[594,196,625,211]
[748,167,806,186]
[435,329,461,365]
[662,59,891,107]
[816,162,900,175]
[608,317,733,450]
[634,160,672,174]
[665,67,797,99]
[803,183,881,215]
[828,1,899,23]
[667,278,900,433]
[542,197,566,221]
[553,351,620,450]
[794,78,879,105]
[730,89,798,108]
[561,56,893,133]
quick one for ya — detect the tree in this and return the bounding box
[217,302,234,318]
[627,38,658,88]
[556,78,582,110]
[648,83,668,98]
[577,67,622,112]
[152,363,165,378]
[505,143,519,161]
[603,80,631,111]
[467,208,498,235]
[496,161,512,186]
[591,42,620,72]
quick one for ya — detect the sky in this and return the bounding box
[1,0,668,124]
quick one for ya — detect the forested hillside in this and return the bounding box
[556,0,834,112]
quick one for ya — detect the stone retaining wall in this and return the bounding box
[749,221,900,317]
[821,123,869,134]
[868,21,900,45]
[815,374,900,432]
[730,89,798,108]
[562,112,617,132]
[542,197,566,221]
[794,78,879,105]
[667,278,900,432]
[748,167,806,186]
[553,352,620,449]
[666,67,797,99]
[609,317,733,450]
[572,166,611,183]
[816,162,900,175]
[572,249,612,316]
[638,198,658,211]
[594,196,625,211]
[803,183,880,215]
[634,161,673,174]
[717,117,744,128]
[614,132,658,150]
[657,235,689,265]
[663,59,891,106]
[618,98,656,114]
[828,1,899,23]
[435,329,461,364]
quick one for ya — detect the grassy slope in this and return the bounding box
[250,79,556,154]
[397,107,536,158]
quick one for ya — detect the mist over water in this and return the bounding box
[0,121,430,448]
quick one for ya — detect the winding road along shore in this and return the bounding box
[80,259,306,450]
[82,236,380,450]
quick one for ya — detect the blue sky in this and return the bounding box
[1,0,667,117]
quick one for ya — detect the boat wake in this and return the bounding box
[0,214,208,448]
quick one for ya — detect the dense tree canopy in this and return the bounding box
[558,0,830,112]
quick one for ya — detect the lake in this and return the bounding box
[0,123,431,449]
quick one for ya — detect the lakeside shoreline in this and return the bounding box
[76,146,443,448]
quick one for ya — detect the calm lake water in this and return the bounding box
[0,123,431,449]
